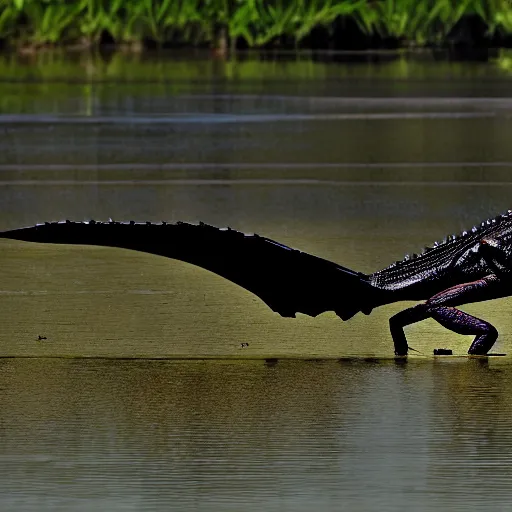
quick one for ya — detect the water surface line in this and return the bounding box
[2,179,512,187]
[0,112,497,124]
[2,162,512,172]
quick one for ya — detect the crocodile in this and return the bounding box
[2,211,512,356]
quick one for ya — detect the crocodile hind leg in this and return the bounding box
[389,276,505,356]
[429,306,497,355]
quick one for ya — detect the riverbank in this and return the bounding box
[1,0,512,53]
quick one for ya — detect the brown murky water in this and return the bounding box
[2,52,512,510]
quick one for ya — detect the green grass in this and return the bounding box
[1,0,512,49]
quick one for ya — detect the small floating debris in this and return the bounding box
[37,335,47,341]
[240,342,249,348]
[434,348,452,355]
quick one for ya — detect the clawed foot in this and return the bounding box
[394,340,409,356]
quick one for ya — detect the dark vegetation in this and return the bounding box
[1,0,512,52]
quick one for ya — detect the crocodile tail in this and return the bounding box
[0,220,387,320]
[333,272,391,321]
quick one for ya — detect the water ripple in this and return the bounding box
[0,111,498,124]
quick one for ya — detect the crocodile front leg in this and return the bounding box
[389,304,430,355]
[389,275,507,356]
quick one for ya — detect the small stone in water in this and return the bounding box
[434,348,452,355]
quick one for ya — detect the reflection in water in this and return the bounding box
[0,359,511,511]
[427,360,512,500]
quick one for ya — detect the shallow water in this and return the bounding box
[1,357,512,512]
[2,51,512,510]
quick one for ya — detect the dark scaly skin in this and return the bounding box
[3,210,512,356]
[370,210,512,355]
